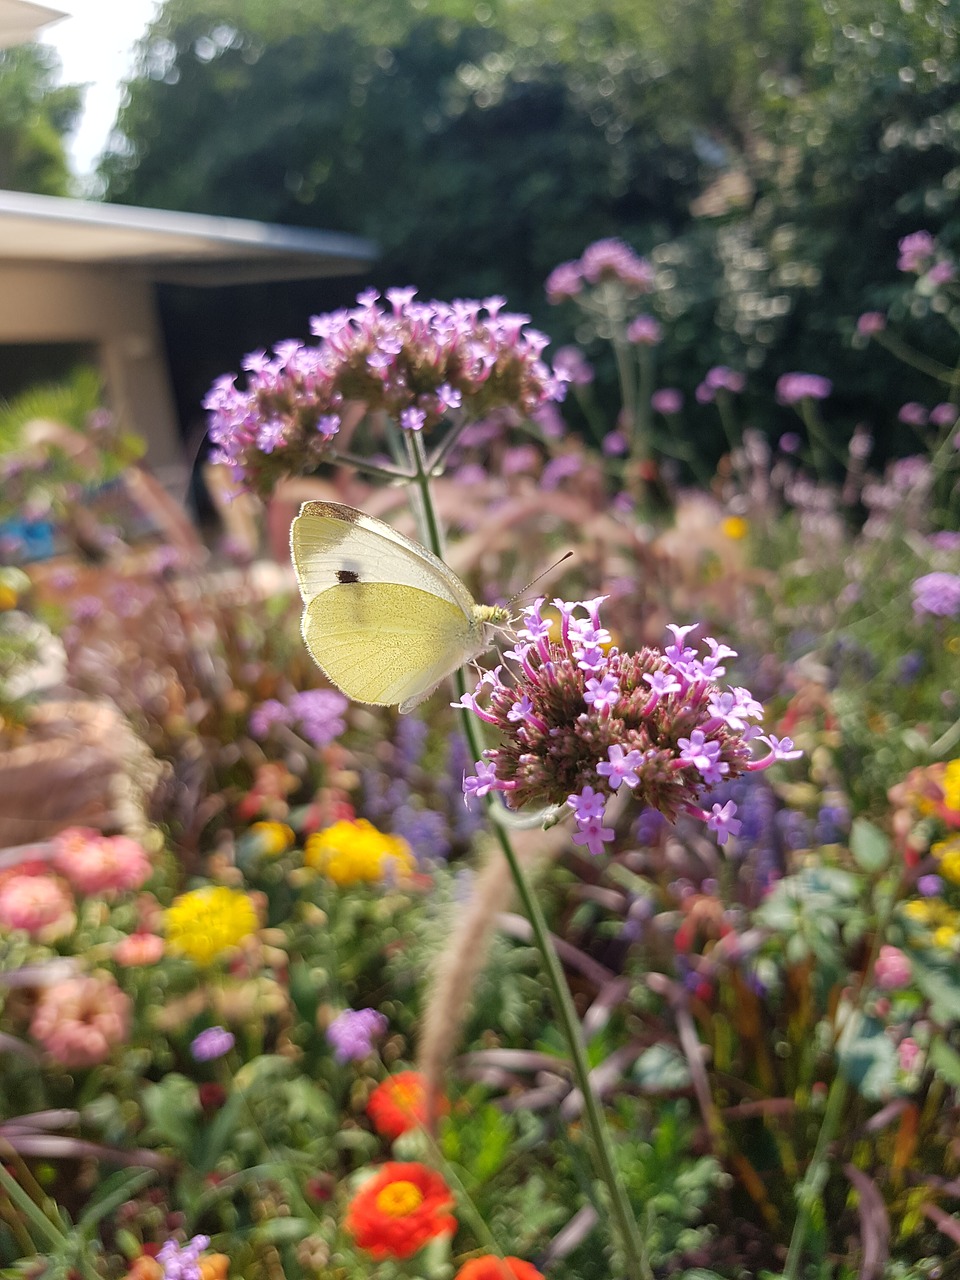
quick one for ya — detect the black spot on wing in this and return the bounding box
[336,569,360,584]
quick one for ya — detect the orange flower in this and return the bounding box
[345,1161,456,1260]
[455,1257,545,1280]
[367,1070,446,1139]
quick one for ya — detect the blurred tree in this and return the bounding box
[102,0,960,467]
[0,44,82,195]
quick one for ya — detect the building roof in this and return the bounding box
[0,189,378,285]
[0,0,63,48]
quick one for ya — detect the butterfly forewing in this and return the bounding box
[290,501,475,616]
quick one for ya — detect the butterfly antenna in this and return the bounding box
[507,551,574,607]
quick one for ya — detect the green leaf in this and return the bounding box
[850,819,890,873]
[928,1037,960,1086]
[838,1016,898,1101]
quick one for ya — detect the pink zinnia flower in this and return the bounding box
[53,828,152,897]
[113,931,165,966]
[30,974,131,1068]
[0,873,75,943]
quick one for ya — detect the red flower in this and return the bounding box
[345,1161,456,1260]
[367,1070,447,1139]
[454,1256,545,1280]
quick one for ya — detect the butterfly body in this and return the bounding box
[290,500,507,713]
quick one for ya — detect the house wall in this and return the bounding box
[0,261,184,480]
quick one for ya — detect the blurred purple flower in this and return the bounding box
[929,403,958,428]
[898,402,928,427]
[897,231,936,273]
[190,1027,235,1062]
[651,387,683,415]
[545,261,583,303]
[326,1007,387,1063]
[912,571,960,618]
[249,699,292,738]
[626,314,662,345]
[776,373,832,405]
[856,311,887,336]
[552,345,594,386]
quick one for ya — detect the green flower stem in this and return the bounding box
[782,1071,849,1280]
[872,331,960,384]
[328,449,412,484]
[407,440,651,1280]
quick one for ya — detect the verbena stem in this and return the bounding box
[406,434,651,1280]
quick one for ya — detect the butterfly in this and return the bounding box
[290,500,510,714]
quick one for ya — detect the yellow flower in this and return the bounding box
[249,821,295,857]
[165,886,259,965]
[932,925,959,950]
[721,515,749,540]
[933,836,960,886]
[304,819,415,887]
[943,758,960,814]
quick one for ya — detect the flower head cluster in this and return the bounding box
[345,1161,456,1260]
[204,290,563,492]
[165,885,259,965]
[545,238,654,302]
[305,818,416,886]
[327,1007,388,1062]
[53,827,153,896]
[30,973,131,1068]
[911,571,960,619]
[458,601,799,854]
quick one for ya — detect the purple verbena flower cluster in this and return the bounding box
[545,238,654,302]
[457,600,800,855]
[326,1007,388,1062]
[204,289,565,492]
[157,1235,210,1280]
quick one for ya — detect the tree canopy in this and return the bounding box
[0,44,81,196]
[101,0,960,459]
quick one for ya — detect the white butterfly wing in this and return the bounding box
[290,500,476,616]
[290,500,488,711]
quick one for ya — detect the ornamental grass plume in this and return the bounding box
[30,973,131,1068]
[345,1161,456,1260]
[305,818,416,886]
[458,598,800,854]
[204,290,563,492]
[164,885,259,965]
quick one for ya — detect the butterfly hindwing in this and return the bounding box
[301,581,482,708]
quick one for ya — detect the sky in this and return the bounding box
[39,0,160,181]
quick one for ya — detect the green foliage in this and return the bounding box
[0,44,81,195]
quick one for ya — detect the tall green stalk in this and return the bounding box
[406,429,651,1280]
